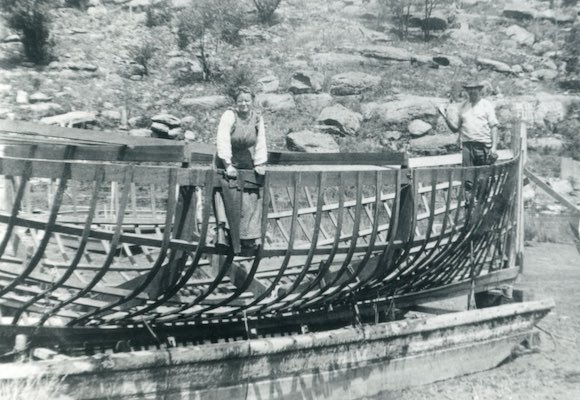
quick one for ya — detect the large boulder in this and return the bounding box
[294,93,334,115]
[257,75,279,93]
[408,119,432,137]
[476,57,513,74]
[311,53,377,68]
[29,92,52,103]
[39,111,96,126]
[151,122,170,135]
[358,45,414,62]
[410,12,448,32]
[286,130,340,153]
[504,25,535,47]
[64,61,98,72]
[502,5,536,21]
[180,95,230,109]
[537,9,577,24]
[410,134,458,154]
[18,103,64,119]
[330,72,381,96]
[167,57,204,81]
[532,69,559,81]
[316,104,362,136]
[527,137,564,152]
[255,93,296,111]
[151,113,181,128]
[16,90,28,104]
[532,40,556,56]
[289,71,324,94]
[495,93,580,130]
[432,55,465,67]
[362,95,446,127]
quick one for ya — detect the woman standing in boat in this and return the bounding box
[214,86,267,254]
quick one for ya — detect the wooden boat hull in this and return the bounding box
[0,120,525,346]
[0,299,554,400]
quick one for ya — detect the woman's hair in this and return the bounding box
[234,85,255,100]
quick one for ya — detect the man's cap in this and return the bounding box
[462,80,484,89]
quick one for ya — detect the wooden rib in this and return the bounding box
[121,169,214,322]
[304,186,330,240]
[301,171,364,308]
[16,166,105,326]
[64,166,134,326]
[451,167,505,282]
[394,169,440,281]
[73,170,179,323]
[317,170,384,300]
[376,169,418,288]
[246,172,301,314]
[370,169,402,286]
[270,173,347,311]
[0,151,71,305]
[429,166,500,286]
[407,168,467,291]
[266,172,325,312]
[176,174,273,320]
[0,154,34,258]
[407,169,456,278]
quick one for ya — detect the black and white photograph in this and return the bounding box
[0,0,579,399]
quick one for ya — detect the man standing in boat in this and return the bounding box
[437,81,499,204]
[437,81,499,173]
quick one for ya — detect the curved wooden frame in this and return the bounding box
[0,122,521,346]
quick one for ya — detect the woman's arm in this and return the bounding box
[253,115,268,166]
[216,110,235,166]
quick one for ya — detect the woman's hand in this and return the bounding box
[226,164,238,179]
[254,165,266,175]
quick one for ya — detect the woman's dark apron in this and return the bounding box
[214,111,264,254]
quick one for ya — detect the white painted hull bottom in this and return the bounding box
[1,299,554,400]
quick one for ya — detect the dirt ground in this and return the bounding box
[387,242,580,400]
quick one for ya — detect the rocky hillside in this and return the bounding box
[1,0,579,162]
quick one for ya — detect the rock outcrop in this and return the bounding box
[317,104,362,136]
[286,130,340,153]
[330,72,381,96]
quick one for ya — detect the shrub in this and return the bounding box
[221,64,256,99]
[564,23,580,75]
[378,0,413,40]
[562,0,578,7]
[558,114,580,161]
[145,0,172,28]
[176,0,247,80]
[130,39,157,76]
[419,0,453,42]
[252,0,282,24]
[65,0,89,10]
[1,0,54,65]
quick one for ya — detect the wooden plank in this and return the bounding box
[408,149,514,168]
[267,150,408,166]
[0,119,183,148]
[525,168,580,214]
